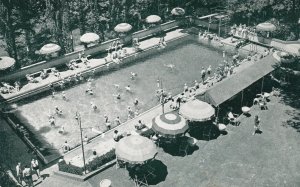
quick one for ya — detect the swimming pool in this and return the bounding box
[13,38,226,153]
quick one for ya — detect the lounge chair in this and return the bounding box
[227,112,240,126]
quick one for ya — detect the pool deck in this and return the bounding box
[0,29,188,102]
[39,90,300,187]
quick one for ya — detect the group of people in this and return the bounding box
[15,158,40,187]
[230,24,257,40]
[105,40,127,64]
[0,81,17,94]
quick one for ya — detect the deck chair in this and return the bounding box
[202,125,212,140]
[134,174,148,187]
[259,101,268,110]
[178,140,189,156]
[227,112,240,126]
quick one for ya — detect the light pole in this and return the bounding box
[76,112,87,174]
[160,79,165,114]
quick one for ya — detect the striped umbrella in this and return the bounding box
[114,23,132,33]
[39,43,61,55]
[256,22,276,32]
[0,56,15,70]
[145,15,161,24]
[116,135,157,164]
[152,112,188,138]
[179,99,215,122]
[80,33,100,43]
[171,7,185,16]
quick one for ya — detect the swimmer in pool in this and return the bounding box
[90,102,97,110]
[62,91,67,100]
[52,91,56,98]
[113,93,121,100]
[194,80,200,89]
[125,85,131,92]
[113,84,120,89]
[184,83,188,92]
[130,72,137,80]
[55,106,63,115]
[207,65,212,76]
[164,64,175,71]
[133,98,139,106]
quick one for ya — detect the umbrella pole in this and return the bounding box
[216,106,220,123]
[241,90,244,108]
[261,77,264,93]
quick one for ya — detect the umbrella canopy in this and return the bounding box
[179,99,215,122]
[152,112,188,138]
[116,135,157,164]
[171,7,185,16]
[256,22,276,32]
[80,33,100,43]
[39,43,61,55]
[145,15,161,24]
[114,23,132,33]
[0,56,15,70]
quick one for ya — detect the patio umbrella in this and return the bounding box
[152,112,188,138]
[145,15,161,24]
[39,43,61,55]
[80,33,100,43]
[256,22,276,32]
[114,23,132,33]
[179,99,215,122]
[171,7,185,16]
[116,135,157,164]
[0,56,15,70]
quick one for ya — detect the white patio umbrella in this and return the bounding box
[152,112,188,138]
[179,99,215,122]
[145,15,161,24]
[114,23,132,33]
[0,56,15,70]
[39,43,61,55]
[116,135,157,164]
[171,7,185,16]
[80,33,100,43]
[256,22,276,32]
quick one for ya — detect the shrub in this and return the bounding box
[86,149,116,172]
[58,160,84,176]
[58,149,116,176]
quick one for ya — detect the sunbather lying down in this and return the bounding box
[164,64,176,70]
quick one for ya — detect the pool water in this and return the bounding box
[15,40,225,150]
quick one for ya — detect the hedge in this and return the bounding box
[58,149,116,176]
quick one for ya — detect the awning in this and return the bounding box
[198,55,277,107]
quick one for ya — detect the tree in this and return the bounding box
[0,0,19,67]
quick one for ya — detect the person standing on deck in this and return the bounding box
[201,67,206,83]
